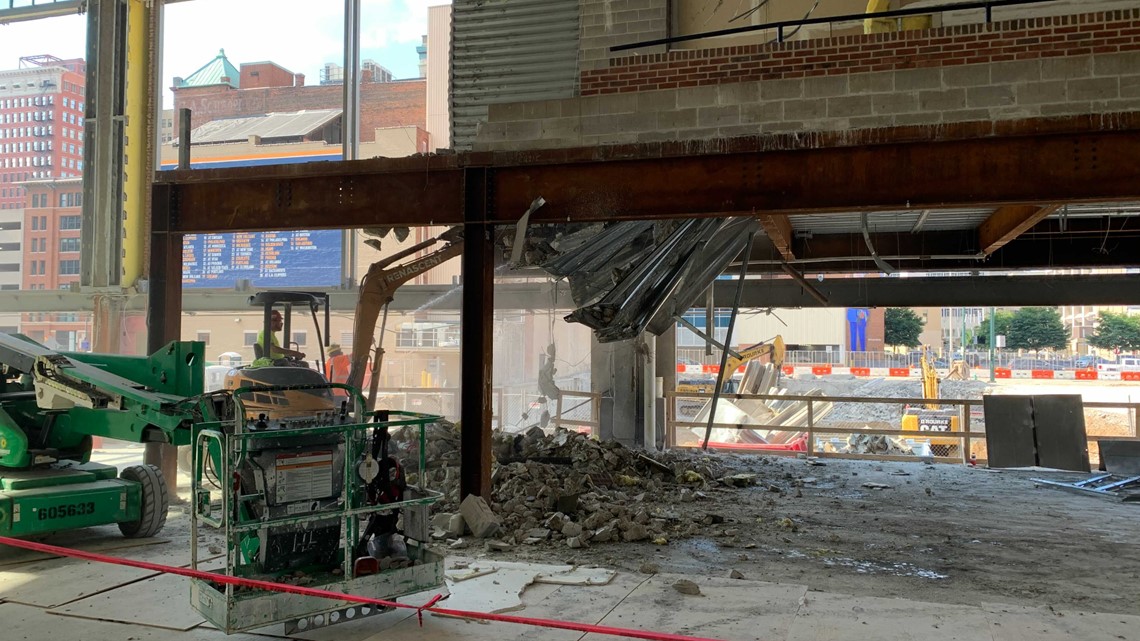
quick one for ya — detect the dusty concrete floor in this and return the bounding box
[2,443,1139,640]
[491,456,1140,615]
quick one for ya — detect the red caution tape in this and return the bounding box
[0,535,730,641]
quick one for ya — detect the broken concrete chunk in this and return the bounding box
[431,512,452,529]
[567,536,587,549]
[446,513,466,538]
[673,579,702,596]
[562,522,584,538]
[721,473,758,487]
[593,525,617,542]
[622,523,649,542]
[639,562,660,574]
[729,569,745,579]
[460,494,502,538]
[526,527,551,540]
[862,482,892,490]
[485,539,513,552]
[544,512,566,532]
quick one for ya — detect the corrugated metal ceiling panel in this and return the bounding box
[788,208,995,235]
[451,0,579,151]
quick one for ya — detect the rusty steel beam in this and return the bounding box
[161,157,466,233]
[155,114,1140,233]
[759,214,795,261]
[978,204,1062,255]
[146,183,184,495]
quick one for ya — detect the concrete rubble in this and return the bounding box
[393,421,787,550]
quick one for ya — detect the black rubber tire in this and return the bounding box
[118,464,169,538]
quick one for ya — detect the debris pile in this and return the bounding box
[392,421,773,550]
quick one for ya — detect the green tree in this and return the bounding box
[977,310,1015,346]
[1007,307,1069,353]
[884,308,924,348]
[1087,311,1140,352]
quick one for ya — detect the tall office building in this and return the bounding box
[0,55,87,212]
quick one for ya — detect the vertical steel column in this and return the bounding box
[145,182,182,494]
[82,0,127,293]
[460,168,493,500]
[342,0,361,161]
[143,111,190,495]
[83,0,128,355]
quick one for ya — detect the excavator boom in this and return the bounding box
[717,335,785,392]
[347,229,464,405]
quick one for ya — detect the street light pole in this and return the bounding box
[989,307,996,383]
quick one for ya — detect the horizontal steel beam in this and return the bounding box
[0,282,576,314]
[712,273,1140,308]
[155,114,1140,233]
[6,273,1140,314]
[0,0,191,25]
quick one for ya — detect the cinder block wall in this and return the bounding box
[475,9,1140,150]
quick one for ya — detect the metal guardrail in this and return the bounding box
[678,348,1122,372]
[612,0,1062,51]
[665,391,1140,466]
[553,391,601,435]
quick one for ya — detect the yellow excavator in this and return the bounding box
[901,345,961,456]
[347,227,464,410]
[678,336,786,394]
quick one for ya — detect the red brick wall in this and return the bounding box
[239,62,296,89]
[581,9,1140,95]
[173,80,426,142]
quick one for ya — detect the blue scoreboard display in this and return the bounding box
[182,230,342,289]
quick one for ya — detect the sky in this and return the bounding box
[0,0,448,102]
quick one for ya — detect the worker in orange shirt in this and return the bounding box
[325,344,351,396]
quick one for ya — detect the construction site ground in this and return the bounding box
[2,377,1138,641]
[1,443,1137,640]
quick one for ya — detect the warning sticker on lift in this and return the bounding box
[275,451,334,504]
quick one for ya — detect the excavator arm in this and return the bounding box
[347,228,464,408]
[716,335,785,392]
[920,346,939,410]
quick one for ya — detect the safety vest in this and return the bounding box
[326,353,351,395]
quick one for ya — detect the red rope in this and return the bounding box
[0,536,729,641]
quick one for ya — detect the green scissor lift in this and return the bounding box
[189,386,445,634]
[0,333,446,634]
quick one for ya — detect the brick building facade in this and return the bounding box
[20,177,86,349]
[172,51,427,145]
[0,55,86,212]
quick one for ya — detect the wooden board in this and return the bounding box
[49,571,205,631]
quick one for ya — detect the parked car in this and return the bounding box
[1008,358,1057,370]
[1098,356,1140,373]
[1075,355,1110,369]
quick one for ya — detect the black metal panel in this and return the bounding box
[1098,439,1140,476]
[983,395,1037,468]
[1032,395,1090,473]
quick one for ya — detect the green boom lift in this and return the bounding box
[0,331,445,634]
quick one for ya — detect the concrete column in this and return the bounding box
[592,335,655,448]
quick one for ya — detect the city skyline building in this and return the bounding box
[0,54,86,211]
